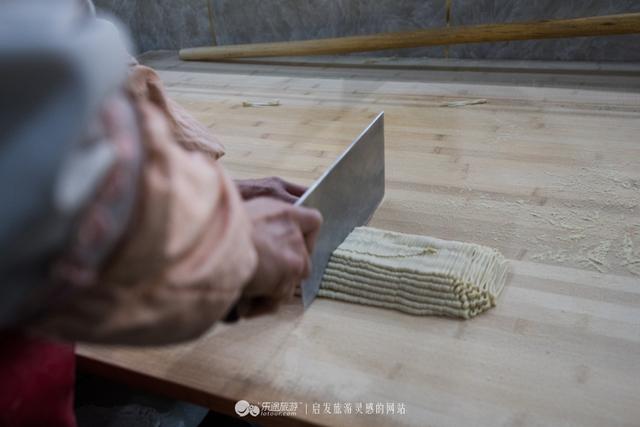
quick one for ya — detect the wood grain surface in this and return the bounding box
[78,52,640,427]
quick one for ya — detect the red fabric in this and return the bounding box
[0,333,76,427]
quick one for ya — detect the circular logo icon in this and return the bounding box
[235,400,251,417]
[235,400,260,417]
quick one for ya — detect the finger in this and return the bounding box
[298,243,311,279]
[285,279,297,300]
[276,277,299,302]
[289,206,322,235]
[274,190,298,204]
[278,238,308,300]
[303,224,320,255]
[271,266,300,303]
[286,234,309,279]
[282,180,308,197]
[280,265,305,305]
[289,206,323,252]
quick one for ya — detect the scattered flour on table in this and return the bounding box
[528,166,639,276]
[441,165,639,277]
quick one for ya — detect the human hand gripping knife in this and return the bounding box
[223,113,384,322]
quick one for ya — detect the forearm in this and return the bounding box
[30,84,257,345]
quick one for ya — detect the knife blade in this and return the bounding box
[296,112,385,308]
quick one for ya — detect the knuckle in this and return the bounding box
[284,252,305,276]
[281,207,295,222]
[269,176,281,186]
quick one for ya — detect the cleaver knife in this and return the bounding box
[296,112,385,308]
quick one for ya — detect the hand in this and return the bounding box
[240,197,322,316]
[235,177,307,204]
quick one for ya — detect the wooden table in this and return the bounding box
[78,52,640,427]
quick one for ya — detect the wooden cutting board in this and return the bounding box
[78,52,640,427]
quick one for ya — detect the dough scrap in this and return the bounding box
[242,99,280,107]
[318,227,509,319]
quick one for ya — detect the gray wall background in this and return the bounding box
[95,0,640,61]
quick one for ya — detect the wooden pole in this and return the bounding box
[180,12,640,61]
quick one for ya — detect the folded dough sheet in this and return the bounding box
[318,227,510,319]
